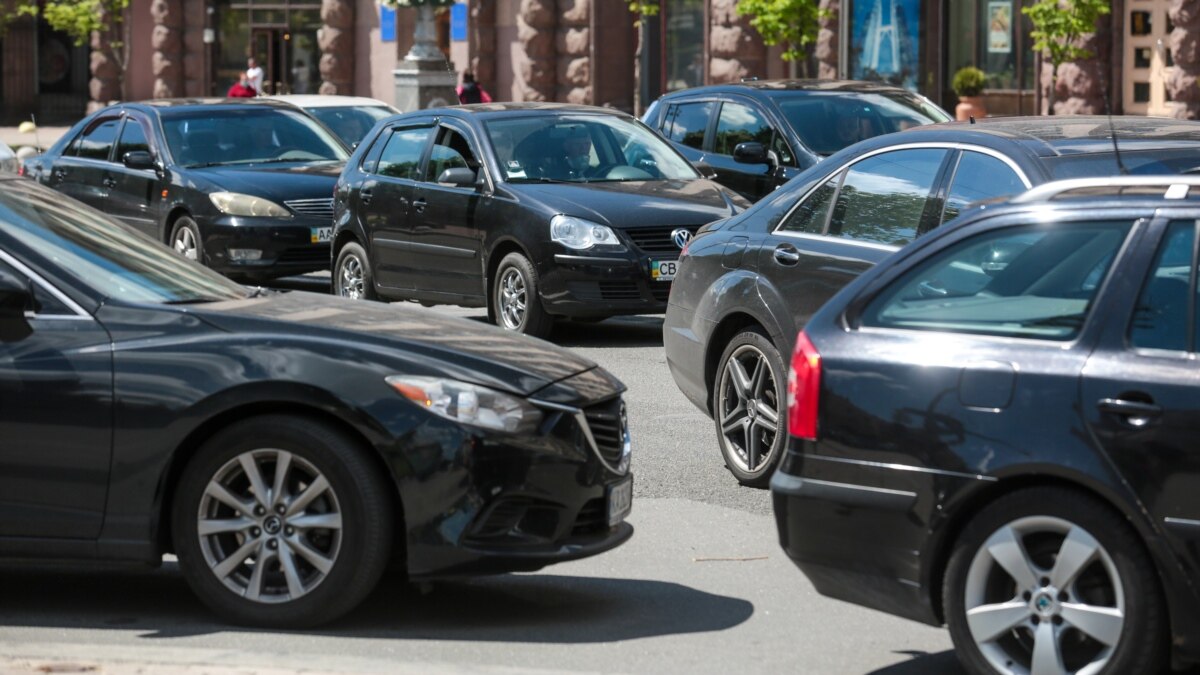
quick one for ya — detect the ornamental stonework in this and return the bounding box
[1167,0,1200,119]
[469,0,497,93]
[150,0,184,99]
[319,0,355,95]
[558,0,590,104]
[816,0,840,79]
[517,0,557,101]
[709,0,766,83]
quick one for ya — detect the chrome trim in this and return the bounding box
[530,398,631,476]
[1011,176,1200,203]
[0,249,93,320]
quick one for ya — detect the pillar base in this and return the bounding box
[393,58,457,112]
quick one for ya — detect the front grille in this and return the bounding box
[572,498,607,536]
[625,226,697,254]
[649,283,671,303]
[598,281,641,301]
[276,246,331,265]
[284,198,335,221]
[583,398,627,470]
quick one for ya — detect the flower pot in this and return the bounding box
[955,95,987,121]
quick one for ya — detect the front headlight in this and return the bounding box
[386,376,543,434]
[550,215,622,250]
[210,192,292,218]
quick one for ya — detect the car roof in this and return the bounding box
[123,98,305,114]
[897,116,1200,157]
[410,102,636,120]
[266,95,397,110]
[658,79,919,97]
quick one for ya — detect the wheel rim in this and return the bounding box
[174,226,198,261]
[498,267,527,330]
[197,449,343,604]
[716,344,780,474]
[338,254,364,299]
[964,515,1125,675]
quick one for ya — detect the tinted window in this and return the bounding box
[863,221,1133,340]
[425,128,477,182]
[714,102,772,156]
[160,107,348,168]
[941,152,1028,224]
[73,119,120,161]
[666,102,713,150]
[773,91,950,156]
[829,149,947,246]
[115,118,151,161]
[1131,221,1196,352]
[780,176,839,234]
[1048,148,1200,179]
[377,127,430,180]
[0,258,72,316]
[306,105,394,147]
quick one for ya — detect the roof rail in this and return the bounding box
[1011,176,1200,204]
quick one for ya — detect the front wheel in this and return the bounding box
[334,242,377,300]
[944,487,1167,675]
[171,216,204,264]
[491,252,553,338]
[712,328,786,487]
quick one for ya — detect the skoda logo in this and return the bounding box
[1036,596,1051,612]
[671,228,693,250]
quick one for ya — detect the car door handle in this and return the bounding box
[773,244,800,265]
[412,198,427,213]
[360,189,373,204]
[1097,397,1162,427]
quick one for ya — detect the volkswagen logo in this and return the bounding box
[671,228,693,250]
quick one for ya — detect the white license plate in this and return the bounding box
[310,227,333,244]
[607,477,632,526]
[651,259,677,282]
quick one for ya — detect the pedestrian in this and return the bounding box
[227,72,257,98]
[456,71,492,105]
[246,57,265,95]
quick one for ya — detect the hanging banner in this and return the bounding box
[988,2,1012,54]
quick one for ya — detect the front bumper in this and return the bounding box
[197,213,332,277]
[538,252,674,318]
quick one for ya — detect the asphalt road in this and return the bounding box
[0,280,961,675]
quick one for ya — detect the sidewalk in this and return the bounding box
[1,126,69,150]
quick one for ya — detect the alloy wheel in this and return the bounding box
[498,267,527,330]
[197,448,343,604]
[174,227,198,261]
[716,344,780,473]
[338,254,364,299]
[964,515,1125,675]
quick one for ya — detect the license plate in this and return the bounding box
[310,227,333,244]
[607,477,633,526]
[651,259,677,282]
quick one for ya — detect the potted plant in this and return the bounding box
[952,66,988,121]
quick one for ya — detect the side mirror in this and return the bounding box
[438,166,478,188]
[122,150,156,170]
[0,269,33,342]
[733,142,768,164]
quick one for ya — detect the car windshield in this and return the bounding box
[305,105,395,147]
[772,91,951,156]
[485,114,700,183]
[0,181,249,304]
[161,107,350,168]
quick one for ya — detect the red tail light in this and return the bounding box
[17,164,25,177]
[787,330,821,440]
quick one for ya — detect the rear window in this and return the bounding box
[772,91,949,156]
[1047,149,1200,179]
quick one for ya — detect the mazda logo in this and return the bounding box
[671,228,693,250]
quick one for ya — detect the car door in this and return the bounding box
[405,120,489,300]
[363,122,434,291]
[48,116,122,210]
[1081,216,1200,573]
[106,113,162,237]
[757,147,954,336]
[0,252,113,539]
[707,98,791,201]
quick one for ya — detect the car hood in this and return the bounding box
[190,291,607,398]
[189,162,343,203]
[510,179,746,229]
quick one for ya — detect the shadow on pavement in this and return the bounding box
[868,650,964,674]
[0,563,753,642]
[552,315,664,348]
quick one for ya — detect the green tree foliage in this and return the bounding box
[735,0,826,62]
[625,0,660,26]
[1022,0,1111,111]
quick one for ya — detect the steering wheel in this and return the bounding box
[582,163,619,179]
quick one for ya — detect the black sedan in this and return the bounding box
[772,176,1200,674]
[332,103,748,338]
[665,116,1200,486]
[642,80,951,202]
[0,175,632,628]
[22,99,349,281]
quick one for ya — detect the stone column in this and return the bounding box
[1166,0,1200,119]
[469,0,497,94]
[557,0,590,104]
[709,0,767,84]
[516,0,556,101]
[1040,16,1111,115]
[88,6,124,111]
[320,0,355,95]
[151,0,184,98]
[816,0,840,79]
[182,0,207,96]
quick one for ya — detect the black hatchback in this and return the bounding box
[772,177,1200,674]
[332,103,747,338]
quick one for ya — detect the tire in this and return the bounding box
[334,242,377,300]
[943,487,1167,675]
[170,216,204,265]
[712,327,786,487]
[491,252,553,338]
[171,415,394,628]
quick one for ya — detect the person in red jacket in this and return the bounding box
[456,71,492,104]
[227,72,257,98]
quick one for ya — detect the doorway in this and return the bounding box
[251,28,291,95]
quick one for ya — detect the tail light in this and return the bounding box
[17,164,25,177]
[787,330,821,440]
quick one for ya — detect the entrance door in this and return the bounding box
[251,28,291,95]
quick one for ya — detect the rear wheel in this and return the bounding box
[491,252,553,338]
[944,487,1167,675]
[334,242,377,300]
[712,328,785,487]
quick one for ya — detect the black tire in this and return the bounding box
[491,252,553,338]
[172,415,394,628]
[711,327,786,487]
[334,242,378,301]
[944,487,1167,675]
[170,216,204,265]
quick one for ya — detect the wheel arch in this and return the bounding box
[163,207,192,246]
[704,310,780,415]
[485,238,533,313]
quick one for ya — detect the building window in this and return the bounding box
[847,0,925,91]
[662,0,705,92]
[945,0,1035,98]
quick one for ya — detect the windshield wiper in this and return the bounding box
[1020,313,1086,328]
[509,176,579,184]
[185,162,226,169]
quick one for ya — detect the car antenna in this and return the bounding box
[1101,75,1129,175]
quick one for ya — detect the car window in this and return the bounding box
[941,152,1028,224]
[160,107,348,168]
[665,102,713,150]
[772,91,950,157]
[306,105,394,147]
[1130,221,1196,352]
[828,149,948,246]
[0,257,74,316]
[714,102,772,156]
[861,221,1133,341]
[71,118,120,162]
[780,175,840,234]
[425,127,478,183]
[376,127,430,180]
[115,118,152,162]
